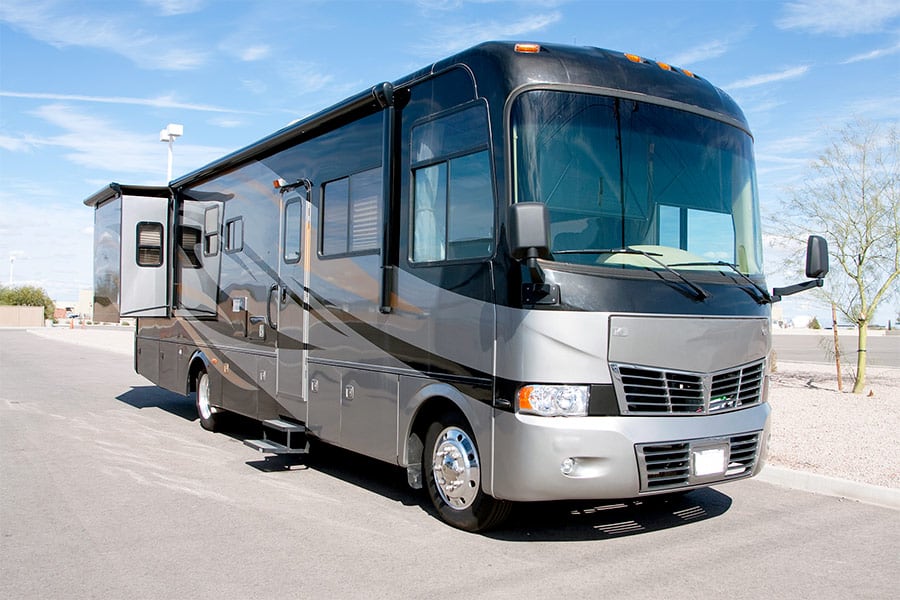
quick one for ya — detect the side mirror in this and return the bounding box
[772,234,829,302]
[805,235,829,279]
[507,202,551,283]
[507,202,551,261]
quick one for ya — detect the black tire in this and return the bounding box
[194,370,221,432]
[423,412,512,532]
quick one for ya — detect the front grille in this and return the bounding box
[710,362,764,412]
[610,360,765,415]
[636,432,762,491]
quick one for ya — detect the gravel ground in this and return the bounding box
[767,361,900,489]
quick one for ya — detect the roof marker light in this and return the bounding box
[624,53,643,63]
[657,61,672,71]
[515,43,541,53]
[682,67,696,78]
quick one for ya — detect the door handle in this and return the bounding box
[266,283,278,330]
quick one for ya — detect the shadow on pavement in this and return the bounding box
[116,385,197,422]
[237,424,733,540]
[115,386,734,539]
[488,488,732,541]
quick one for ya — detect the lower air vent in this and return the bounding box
[636,432,762,491]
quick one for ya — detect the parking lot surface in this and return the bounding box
[2,329,898,599]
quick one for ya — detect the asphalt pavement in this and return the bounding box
[2,329,899,598]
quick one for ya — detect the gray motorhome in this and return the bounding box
[85,42,827,531]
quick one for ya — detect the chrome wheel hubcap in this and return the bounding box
[197,373,213,419]
[432,426,480,510]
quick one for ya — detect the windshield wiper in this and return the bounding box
[555,248,710,301]
[669,261,772,304]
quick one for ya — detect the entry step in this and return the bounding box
[262,418,307,433]
[244,418,309,455]
[244,438,307,455]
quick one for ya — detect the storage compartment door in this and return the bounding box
[120,195,169,317]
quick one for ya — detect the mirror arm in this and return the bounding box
[525,247,544,284]
[771,278,823,303]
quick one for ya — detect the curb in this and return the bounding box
[758,465,900,510]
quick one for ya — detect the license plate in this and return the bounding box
[692,446,728,477]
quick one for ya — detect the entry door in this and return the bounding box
[275,186,311,420]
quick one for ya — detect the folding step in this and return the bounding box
[261,418,306,433]
[244,438,303,454]
[244,419,309,455]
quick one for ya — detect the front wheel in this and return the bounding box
[423,413,511,532]
[194,370,222,432]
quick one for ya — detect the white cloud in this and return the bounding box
[841,40,900,63]
[239,45,271,62]
[669,39,731,67]
[208,117,244,128]
[142,0,205,16]
[724,65,810,91]
[0,91,252,114]
[8,104,227,183]
[777,0,900,35]
[422,11,562,55]
[0,0,209,70]
[285,64,335,94]
[0,134,35,152]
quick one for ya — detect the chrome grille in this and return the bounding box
[610,359,765,415]
[636,432,762,491]
[710,362,764,412]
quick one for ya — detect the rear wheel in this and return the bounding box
[423,413,511,532]
[195,370,221,432]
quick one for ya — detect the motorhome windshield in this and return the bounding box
[512,90,764,275]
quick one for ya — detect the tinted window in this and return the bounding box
[203,205,219,257]
[322,167,381,256]
[225,217,244,253]
[411,103,493,263]
[136,221,163,267]
[283,202,302,262]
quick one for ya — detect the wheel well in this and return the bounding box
[187,358,207,394]
[407,396,466,464]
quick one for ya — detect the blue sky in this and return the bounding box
[1,0,898,324]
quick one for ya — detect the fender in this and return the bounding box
[400,380,496,495]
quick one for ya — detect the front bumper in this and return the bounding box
[489,403,771,502]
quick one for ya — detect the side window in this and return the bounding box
[283,201,302,263]
[136,221,163,267]
[225,217,244,253]
[203,205,219,257]
[411,103,493,263]
[321,167,381,256]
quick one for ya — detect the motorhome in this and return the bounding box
[85,42,827,531]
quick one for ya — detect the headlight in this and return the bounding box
[517,385,589,417]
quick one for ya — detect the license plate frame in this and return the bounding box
[691,443,729,478]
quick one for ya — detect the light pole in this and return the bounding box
[159,123,184,182]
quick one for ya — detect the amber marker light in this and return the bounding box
[518,386,535,411]
[657,61,672,71]
[624,53,643,63]
[515,43,541,53]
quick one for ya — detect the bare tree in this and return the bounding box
[777,119,899,393]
